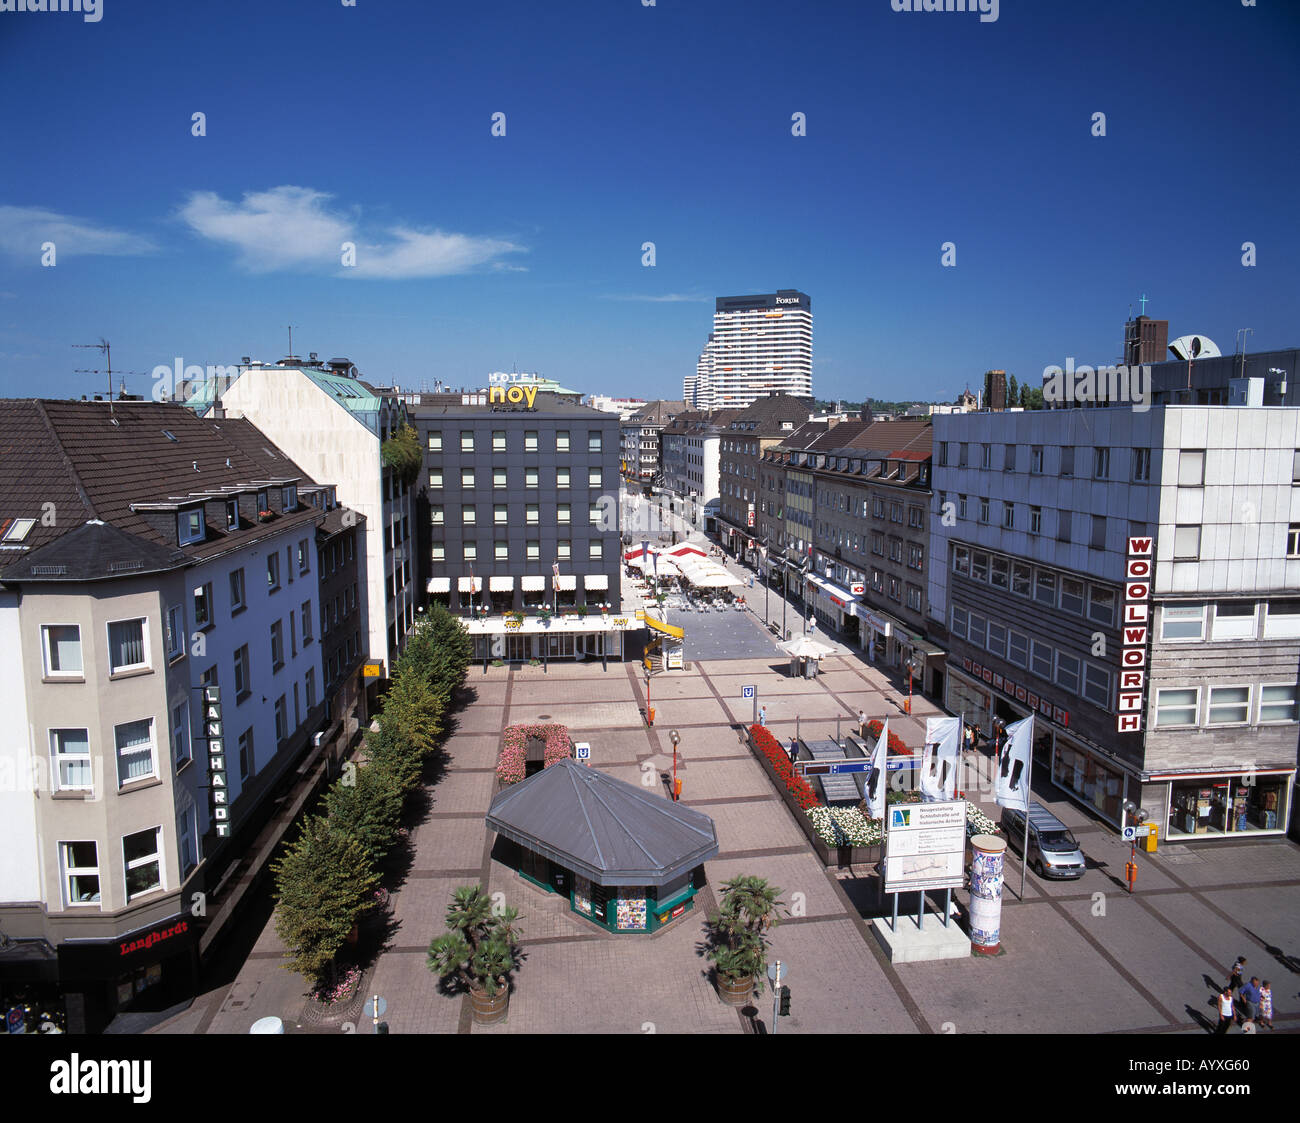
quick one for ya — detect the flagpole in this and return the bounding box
[1020,714,1034,901]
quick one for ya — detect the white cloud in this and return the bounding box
[598,292,710,303]
[0,205,157,258]
[179,185,525,278]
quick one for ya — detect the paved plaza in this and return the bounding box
[155,646,1300,1035]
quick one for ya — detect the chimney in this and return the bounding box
[826,416,840,429]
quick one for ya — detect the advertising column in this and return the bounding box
[968,835,1007,954]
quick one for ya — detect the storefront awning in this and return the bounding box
[1147,768,1295,782]
[458,576,482,593]
[489,576,514,592]
[521,575,545,592]
[553,575,577,590]
[853,602,894,636]
[427,577,451,593]
[806,572,859,606]
[584,574,609,590]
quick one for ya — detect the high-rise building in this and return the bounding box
[686,291,813,410]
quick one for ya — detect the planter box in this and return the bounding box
[746,731,881,869]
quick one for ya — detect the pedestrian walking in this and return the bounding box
[1228,956,1247,994]
[1259,980,1273,1030]
[1216,986,1235,1034]
[788,738,798,764]
[857,710,867,740]
[758,705,767,728]
[1239,976,1262,1025]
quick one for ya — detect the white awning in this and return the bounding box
[457,576,482,593]
[584,574,609,590]
[427,577,451,593]
[489,576,514,592]
[553,575,577,591]
[521,575,545,591]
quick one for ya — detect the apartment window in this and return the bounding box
[557,430,570,452]
[1211,601,1256,640]
[178,806,199,879]
[990,557,1009,589]
[1007,630,1029,668]
[907,585,922,612]
[1027,506,1041,536]
[431,544,445,563]
[526,503,539,525]
[968,612,987,648]
[297,539,310,574]
[492,430,506,453]
[588,468,602,488]
[588,432,603,453]
[950,605,968,639]
[1034,570,1056,606]
[888,537,903,564]
[1259,684,1299,723]
[986,622,1007,658]
[462,505,477,526]
[908,506,924,529]
[588,540,603,562]
[1002,502,1014,530]
[1132,447,1151,482]
[888,576,901,602]
[557,468,570,489]
[971,551,989,583]
[267,553,280,591]
[952,546,969,576]
[489,468,506,491]
[1060,578,1085,615]
[51,729,92,791]
[178,508,205,546]
[890,501,903,524]
[1004,444,1016,471]
[230,567,246,612]
[430,504,445,527]
[1288,525,1300,559]
[1161,603,1206,641]
[871,532,884,557]
[226,499,240,531]
[495,541,508,562]
[1060,446,1074,477]
[981,444,991,469]
[1093,448,1110,479]
[429,470,443,489]
[940,442,951,467]
[1088,585,1116,626]
[274,696,287,744]
[1264,600,1300,639]
[555,502,570,526]
[256,489,269,514]
[192,582,213,630]
[557,539,571,560]
[1055,651,1081,694]
[959,443,969,467]
[525,430,538,452]
[172,700,191,766]
[231,645,250,701]
[1030,446,1043,474]
[115,718,156,786]
[1178,449,1205,487]
[873,498,885,519]
[871,568,884,593]
[38,623,80,680]
[301,601,313,644]
[957,495,968,520]
[1173,525,1201,560]
[164,605,185,661]
[526,468,539,489]
[1031,640,1054,681]
[124,827,163,900]
[486,504,504,526]
[282,485,297,511]
[1090,515,1106,550]
[463,543,477,562]
[908,543,924,571]
[527,540,540,561]
[1207,685,1250,725]
[108,618,148,673]
[271,620,288,672]
[427,432,443,451]
[461,468,475,488]
[306,668,316,711]
[461,430,475,452]
[61,841,100,906]
[1012,563,1032,597]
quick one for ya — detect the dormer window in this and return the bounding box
[226,499,240,531]
[257,490,269,516]
[178,508,205,546]
[281,485,297,511]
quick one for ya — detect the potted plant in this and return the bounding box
[426,885,522,1025]
[575,605,588,618]
[704,876,783,1008]
[258,509,273,522]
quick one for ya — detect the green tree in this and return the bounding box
[426,885,523,997]
[324,760,407,865]
[1007,374,1019,406]
[380,423,422,486]
[271,815,380,985]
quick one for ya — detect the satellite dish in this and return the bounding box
[1169,335,1222,361]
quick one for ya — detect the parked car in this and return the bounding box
[1000,802,1086,880]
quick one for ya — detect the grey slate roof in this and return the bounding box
[486,758,718,887]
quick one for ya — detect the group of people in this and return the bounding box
[1216,956,1274,1032]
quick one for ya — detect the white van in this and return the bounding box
[1000,802,1086,880]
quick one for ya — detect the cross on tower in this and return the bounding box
[1138,293,1149,316]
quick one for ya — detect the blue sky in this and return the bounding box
[1,0,1297,405]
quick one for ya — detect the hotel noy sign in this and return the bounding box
[1116,536,1153,733]
[199,685,231,838]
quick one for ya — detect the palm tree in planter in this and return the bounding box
[426,885,523,1025]
[704,875,783,1007]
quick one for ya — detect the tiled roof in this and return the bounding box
[626,400,687,425]
[725,393,815,435]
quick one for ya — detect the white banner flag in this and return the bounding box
[865,718,889,820]
[994,715,1034,812]
[921,716,961,802]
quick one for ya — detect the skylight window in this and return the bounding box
[2,518,35,542]
[162,430,178,442]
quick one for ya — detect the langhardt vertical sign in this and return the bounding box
[1116,536,1153,733]
[201,685,231,838]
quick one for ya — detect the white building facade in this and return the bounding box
[686,291,813,411]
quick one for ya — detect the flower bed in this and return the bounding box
[966,804,1001,839]
[808,806,882,847]
[863,719,912,756]
[497,723,571,785]
[312,965,361,1007]
[748,724,820,810]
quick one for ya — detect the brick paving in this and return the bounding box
[154,641,1300,1036]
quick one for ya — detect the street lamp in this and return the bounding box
[904,655,922,715]
[669,728,681,801]
[762,535,770,626]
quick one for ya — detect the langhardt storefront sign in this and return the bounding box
[1116,535,1152,733]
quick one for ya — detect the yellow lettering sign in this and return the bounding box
[488,384,538,408]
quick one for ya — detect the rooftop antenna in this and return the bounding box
[73,339,145,413]
[286,324,298,359]
[1236,328,1254,382]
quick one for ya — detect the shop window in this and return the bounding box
[986,622,1006,658]
[1264,599,1300,639]
[1007,631,1028,668]
[1088,585,1115,626]
[971,551,989,582]
[1211,601,1257,640]
[1161,603,1205,641]
[1082,663,1110,707]
[1055,651,1081,694]
[1060,578,1085,615]
[1259,684,1298,723]
[1034,570,1056,606]
[967,613,987,649]
[1011,564,1032,597]
[990,557,1008,589]
[1031,640,1053,681]
[1155,687,1198,727]
[1206,685,1250,725]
